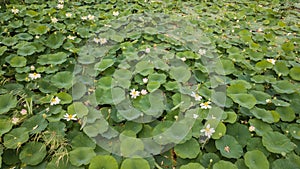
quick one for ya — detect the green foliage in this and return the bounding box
[0,0,299,168]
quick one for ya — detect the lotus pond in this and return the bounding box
[0,0,300,169]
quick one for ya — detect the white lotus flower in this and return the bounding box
[130,89,140,99]
[200,124,215,138]
[198,49,206,55]
[12,117,19,124]
[51,17,58,23]
[113,11,119,16]
[57,4,64,9]
[67,35,76,40]
[50,96,61,106]
[141,89,148,95]
[20,109,27,115]
[65,13,72,18]
[11,8,19,14]
[249,126,255,132]
[143,78,148,83]
[28,73,41,80]
[81,16,87,20]
[267,59,276,65]
[145,48,150,53]
[63,113,77,121]
[191,92,202,101]
[87,14,95,20]
[200,101,212,109]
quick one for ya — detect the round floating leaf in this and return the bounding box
[121,158,150,169]
[147,81,160,92]
[246,138,270,157]
[274,61,289,76]
[17,45,36,56]
[29,23,48,35]
[69,147,96,167]
[113,69,132,88]
[212,122,226,139]
[224,111,237,123]
[89,155,118,169]
[51,71,73,89]
[169,66,191,83]
[213,160,238,169]
[95,59,115,72]
[250,90,271,104]
[272,153,300,169]
[229,94,256,109]
[68,102,88,118]
[262,131,296,154]
[19,142,46,165]
[148,73,167,84]
[135,61,154,76]
[0,117,13,136]
[227,84,247,95]
[9,56,27,67]
[244,150,269,169]
[2,37,18,46]
[4,127,29,149]
[45,32,65,49]
[272,80,296,94]
[200,153,220,168]
[0,46,7,56]
[174,138,200,159]
[288,124,300,140]
[215,135,243,159]
[83,118,109,137]
[72,82,87,100]
[275,107,295,122]
[21,114,48,134]
[289,67,300,81]
[0,94,18,114]
[249,119,273,136]
[37,52,68,65]
[215,59,236,75]
[251,107,276,123]
[120,136,144,157]
[226,123,251,147]
[71,133,96,149]
[180,163,205,169]
[56,92,72,104]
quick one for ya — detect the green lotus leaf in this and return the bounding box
[124,121,143,134]
[244,150,269,169]
[289,67,300,81]
[46,156,80,169]
[262,131,296,154]
[282,41,294,52]
[71,132,96,149]
[0,46,7,56]
[16,33,33,40]
[72,82,87,100]
[177,51,199,59]
[255,60,273,70]
[4,127,29,149]
[83,118,109,137]
[229,94,256,109]
[235,159,248,169]
[38,80,57,93]
[147,81,160,92]
[246,138,270,157]
[29,23,48,35]
[180,163,205,169]
[95,59,115,72]
[200,153,220,168]
[21,114,48,134]
[169,66,191,83]
[287,124,300,140]
[113,69,132,88]
[164,81,179,91]
[215,135,243,159]
[174,138,200,159]
[45,32,65,49]
[272,80,297,94]
[9,56,27,67]
[211,91,227,107]
[51,71,73,89]
[2,36,18,46]
[274,153,300,169]
[274,61,289,76]
[17,44,36,56]
[68,102,88,118]
[120,136,144,157]
[89,155,118,169]
[227,84,247,95]
[249,119,273,136]
[250,90,271,104]
[215,59,236,75]
[97,76,113,89]
[121,158,150,169]
[275,107,295,122]
[224,111,237,123]
[251,107,276,123]
[148,73,167,84]
[213,160,238,169]
[47,121,66,136]
[0,117,13,137]
[70,147,96,167]
[95,88,113,104]
[0,94,18,114]
[56,92,73,104]
[37,52,68,65]
[19,142,46,165]
[135,61,154,76]
[212,122,226,139]
[226,123,250,147]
